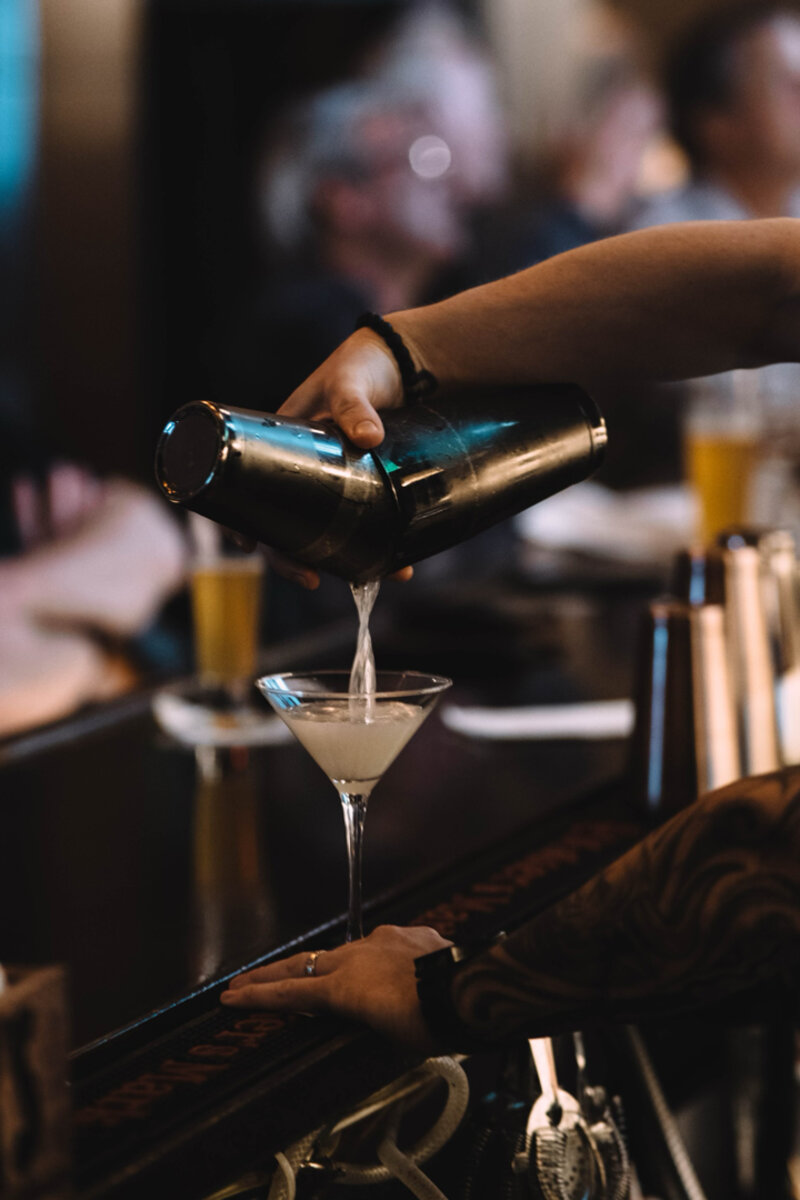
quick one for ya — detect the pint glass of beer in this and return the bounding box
[189,515,265,702]
[684,372,763,543]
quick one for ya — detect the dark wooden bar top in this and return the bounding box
[0,575,655,1197]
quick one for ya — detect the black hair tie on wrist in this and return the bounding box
[355,312,438,403]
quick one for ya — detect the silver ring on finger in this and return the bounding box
[304,950,323,977]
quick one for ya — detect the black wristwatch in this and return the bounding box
[414,933,507,1054]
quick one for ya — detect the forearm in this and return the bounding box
[391,220,800,393]
[443,768,800,1046]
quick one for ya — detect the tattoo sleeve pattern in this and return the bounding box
[449,768,800,1045]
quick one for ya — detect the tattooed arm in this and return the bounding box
[447,768,800,1045]
[222,768,800,1053]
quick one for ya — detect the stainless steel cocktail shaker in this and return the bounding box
[155,386,607,582]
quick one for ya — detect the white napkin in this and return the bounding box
[441,699,635,741]
[515,481,696,564]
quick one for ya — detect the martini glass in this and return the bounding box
[257,670,451,941]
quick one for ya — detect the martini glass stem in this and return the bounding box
[339,792,369,941]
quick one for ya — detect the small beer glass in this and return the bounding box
[189,514,265,706]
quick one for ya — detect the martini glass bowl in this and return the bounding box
[257,669,452,941]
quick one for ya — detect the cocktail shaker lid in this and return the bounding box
[156,401,230,502]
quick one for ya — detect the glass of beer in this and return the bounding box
[684,372,763,543]
[189,515,265,706]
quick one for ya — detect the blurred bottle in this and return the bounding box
[761,529,800,765]
[717,527,800,767]
[718,539,781,776]
[632,530,795,821]
[630,595,740,820]
[155,387,606,583]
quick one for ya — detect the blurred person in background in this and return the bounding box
[516,56,663,263]
[225,0,510,413]
[234,79,470,411]
[368,0,510,293]
[377,2,509,214]
[635,2,800,226]
[0,448,187,738]
[624,2,800,514]
[492,4,666,275]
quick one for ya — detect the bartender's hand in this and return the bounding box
[278,328,405,448]
[220,924,451,1054]
[272,327,414,588]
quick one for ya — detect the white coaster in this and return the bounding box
[152,684,294,748]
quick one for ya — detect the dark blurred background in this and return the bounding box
[7,0,743,486]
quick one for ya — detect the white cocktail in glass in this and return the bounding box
[257,670,451,941]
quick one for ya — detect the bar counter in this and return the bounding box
[0,573,666,1198]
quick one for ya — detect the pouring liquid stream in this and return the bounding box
[340,580,428,781]
[349,580,379,718]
